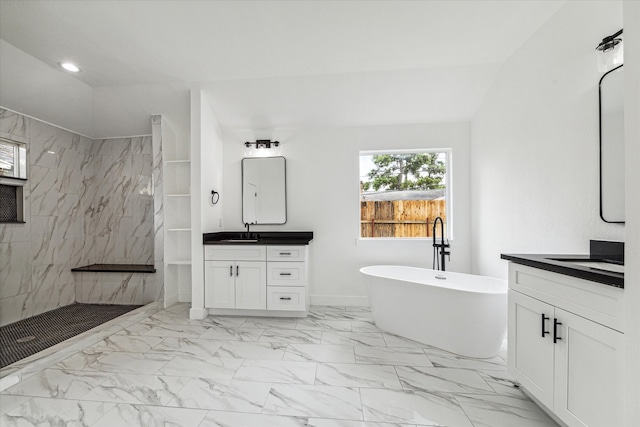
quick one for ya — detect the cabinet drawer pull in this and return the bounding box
[279,297,292,301]
[236,265,239,276]
[541,314,549,337]
[279,272,292,276]
[553,318,562,343]
[229,265,233,277]
[279,252,291,256]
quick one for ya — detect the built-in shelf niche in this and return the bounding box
[160,116,193,304]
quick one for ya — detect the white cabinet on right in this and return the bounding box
[507,263,624,427]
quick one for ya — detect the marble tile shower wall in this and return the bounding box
[0,109,156,326]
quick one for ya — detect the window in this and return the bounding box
[0,138,27,180]
[359,150,450,239]
[0,138,27,223]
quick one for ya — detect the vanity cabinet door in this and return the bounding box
[205,261,235,309]
[554,309,624,427]
[508,290,555,409]
[235,261,267,310]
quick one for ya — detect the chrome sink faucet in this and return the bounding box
[432,216,450,271]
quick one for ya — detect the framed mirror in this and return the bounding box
[242,156,286,224]
[599,65,624,223]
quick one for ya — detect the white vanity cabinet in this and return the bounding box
[266,245,308,311]
[507,263,624,427]
[204,244,309,315]
[204,246,267,310]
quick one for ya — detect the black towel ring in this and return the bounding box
[211,190,220,205]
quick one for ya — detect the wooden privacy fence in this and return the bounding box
[360,199,446,238]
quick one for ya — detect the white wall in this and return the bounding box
[222,123,471,304]
[0,39,190,139]
[470,1,624,280]
[0,40,94,137]
[623,1,640,424]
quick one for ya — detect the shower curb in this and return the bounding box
[0,301,161,392]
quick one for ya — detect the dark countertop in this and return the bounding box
[501,254,623,288]
[203,231,313,246]
[71,264,156,273]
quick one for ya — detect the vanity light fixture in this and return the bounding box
[596,29,623,73]
[244,139,281,157]
[59,62,81,73]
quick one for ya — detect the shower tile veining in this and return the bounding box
[0,303,559,426]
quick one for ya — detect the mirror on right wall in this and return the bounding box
[599,65,625,223]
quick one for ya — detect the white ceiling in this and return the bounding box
[0,0,565,130]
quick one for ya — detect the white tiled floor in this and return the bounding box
[0,304,559,426]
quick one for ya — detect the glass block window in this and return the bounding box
[0,184,18,222]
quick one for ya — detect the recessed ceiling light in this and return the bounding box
[59,62,81,73]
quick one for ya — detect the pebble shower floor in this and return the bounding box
[0,303,141,369]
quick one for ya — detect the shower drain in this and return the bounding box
[16,336,36,343]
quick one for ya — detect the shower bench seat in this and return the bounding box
[71,264,156,273]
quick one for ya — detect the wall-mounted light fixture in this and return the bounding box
[596,29,623,73]
[244,139,281,157]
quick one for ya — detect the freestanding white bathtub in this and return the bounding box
[360,265,507,358]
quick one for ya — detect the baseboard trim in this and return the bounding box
[189,307,208,320]
[178,293,192,303]
[310,295,370,306]
[164,293,179,309]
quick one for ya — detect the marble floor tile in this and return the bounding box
[351,321,381,333]
[309,306,347,312]
[92,403,207,427]
[308,419,416,427]
[198,326,264,341]
[167,378,272,412]
[165,302,191,314]
[284,344,356,363]
[476,369,525,397]
[259,329,323,344]
[2,304,555,427]
[396,366,496,394]
[215,341,288,360]
[295,319,352,331]
[156,355,243,379]
[263,384,362,419]
[360,388,473,426]
[381,333,427,348]
[321,332,386,347]
[91,334,163,353]
[354,346,433,367]
[54,347,114,370]
[0,395,31,415]
[148,337,223,357]
[423,347,508,371]
[84,351,174,374]
[234,359,317,384]
[0,368,113,399]
[200,411,309,427]
[241,317,300,329]
[136,323,210,338]
[0,397,116,426]
[323,311,374,321]
[315,363,402,389]
[198,315,250,328]
[455,393,558,427]
[81,373,190,406]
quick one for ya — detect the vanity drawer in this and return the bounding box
[267,246,307,262]
[267,262,306,286]
[205,245,266,261]
[509,264,624,332]
[267,287,306,311]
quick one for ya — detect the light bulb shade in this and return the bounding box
[597,38,623,73]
